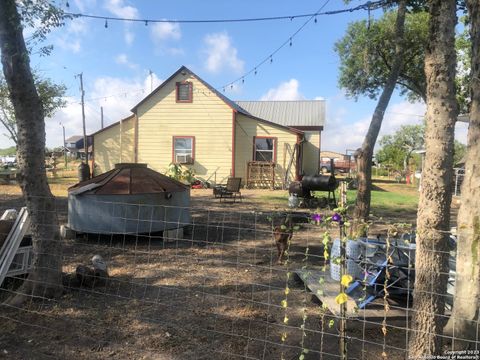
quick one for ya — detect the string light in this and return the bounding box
[64,0,387,25]
[60,0,386,104]
[215,0,385,93]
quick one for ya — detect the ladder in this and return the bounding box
[0,207,31,286]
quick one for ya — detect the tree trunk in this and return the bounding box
[408,0,457,356]
[0,0,62,301]
[444,0,480,349]
[354,0,407,221]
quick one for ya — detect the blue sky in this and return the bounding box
[16,0,467,152]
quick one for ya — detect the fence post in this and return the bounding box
[339,223,348,360]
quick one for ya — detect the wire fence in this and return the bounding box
[0,195,478,360]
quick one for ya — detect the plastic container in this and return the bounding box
[330,259,364,281]
[331,239,361,259]
[288,194,299,208]
[330,239,363,280]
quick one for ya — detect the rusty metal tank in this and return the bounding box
[67,163,190,234]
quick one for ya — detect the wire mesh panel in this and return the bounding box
[0,195,478,360]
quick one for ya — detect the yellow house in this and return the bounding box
[91,66,325,188]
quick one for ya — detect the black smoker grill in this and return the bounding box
[289,159,338,208]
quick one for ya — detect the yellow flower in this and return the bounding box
[341,274,353,287]
[335,292,348,305]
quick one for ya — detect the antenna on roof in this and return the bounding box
[148,69,154,93]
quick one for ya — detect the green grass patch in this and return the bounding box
[254,183,419,220]
[346,189,418,209]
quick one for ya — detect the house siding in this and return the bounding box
[235,113,299,187]
[93,117,135,174]
[302,131,320,175]
[136,73,233,184]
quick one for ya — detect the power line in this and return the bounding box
[217,0,388,91]
[65,0,388,25]
[59,0,389,108]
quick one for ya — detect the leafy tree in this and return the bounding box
[456,16,472,114]
[336,9,429,103]
[0,73,66,144]
[0,0,68,303]
[375,124,425,172]
[409,0,458,356]
[0,146,16,156]
[336,1,413,221]
[443,0,480,348]
[453,139,467,165]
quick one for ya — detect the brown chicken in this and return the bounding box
[273,215,293,264]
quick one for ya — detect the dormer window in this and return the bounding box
[176,81,193,103]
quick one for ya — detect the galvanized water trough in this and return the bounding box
[68,163,191,234]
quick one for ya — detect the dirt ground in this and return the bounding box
[0,188,437,359]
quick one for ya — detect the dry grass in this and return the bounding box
[0,174,424,359]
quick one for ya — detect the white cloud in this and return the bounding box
[53,17,89,53]
[104,0,139,45]
[202,32,244,74]
[115,53,138,70]
[322,100,426,153]
[104,0,138,18]
[150,21,181,42]
[56,37,81,53]
[124,30,135,45]
[73,0,97,12]
[260,79,305,101]
[46,73,163,148]
[68,18,88,35]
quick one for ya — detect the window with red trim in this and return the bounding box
[176,82,193,102]
[254,137,275,162]
[173,136,194,164]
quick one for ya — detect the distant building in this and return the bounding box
[64,135,93,159]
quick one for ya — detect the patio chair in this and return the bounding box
[213,177,242,203]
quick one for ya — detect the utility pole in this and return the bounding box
[60,123,67,169]
[101,106,104,129]
[75,72,90,179]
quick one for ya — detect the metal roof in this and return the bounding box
[68,163,189,195]
[65,135,83,142]
[235,100,325,128]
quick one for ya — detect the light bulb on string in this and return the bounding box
[254,68,257,75]
[145,20,148,26]
[289,38,292,46]
[270,56,273,64]
[242,78,245,84]
[314,16,317,23]
[104,19,108,28]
